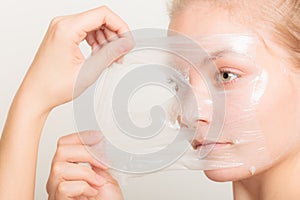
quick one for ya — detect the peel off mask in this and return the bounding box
[73,29,300,181]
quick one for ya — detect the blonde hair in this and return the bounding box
[168,0,300,68]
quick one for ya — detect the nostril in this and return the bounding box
[177,115,210,129]
[197,118,210,125]
[177,115,189,128]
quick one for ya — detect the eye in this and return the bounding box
[167,78,179,92]
[217,70,240,83]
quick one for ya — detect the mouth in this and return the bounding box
[191,139,233,150]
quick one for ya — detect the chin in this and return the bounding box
[203,155,284,182]
[203,166,262,182]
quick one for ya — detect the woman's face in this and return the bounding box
[169,2,299,181]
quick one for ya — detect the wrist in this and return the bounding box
[13,85,53,119]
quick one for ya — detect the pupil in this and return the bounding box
[223,72,229,79]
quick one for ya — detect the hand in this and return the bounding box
[47,131,123,200]
[18,6,134,114]
[0,6,133,200]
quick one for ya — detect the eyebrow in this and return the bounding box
[208,49,244,59]
[199,49,231,66]
[197,48,248,69]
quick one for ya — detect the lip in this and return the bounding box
[192,139,233,150]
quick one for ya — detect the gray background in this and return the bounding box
[0,0,232,199]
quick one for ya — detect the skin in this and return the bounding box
[1,3,300,200]
[169,1,300,200]
[47,3,300,199]
[0,6,134,200]
[47,131,123,200]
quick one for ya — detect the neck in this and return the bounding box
[233,149,300,200]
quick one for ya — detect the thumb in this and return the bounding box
[74,37,134,97]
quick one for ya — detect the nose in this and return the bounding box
[180,66,213,129]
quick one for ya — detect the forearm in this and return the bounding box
[0,88,50,200]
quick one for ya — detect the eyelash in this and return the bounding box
[170,67,243,89]
[216,68,241,86]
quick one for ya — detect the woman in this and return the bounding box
[1,1,300,200]
[166,1,300,200]
[47,1,300,199]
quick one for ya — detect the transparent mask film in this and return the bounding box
[73,29,299,181]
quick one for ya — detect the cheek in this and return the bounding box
[256,71,298,160]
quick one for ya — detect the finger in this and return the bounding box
[92,168,119,186]
[86,31,98,50]
[103,27,119,42]
[47,162,104,194]
[102,27,124,63]
[58,131,103,146]
[81,37,134,75]
[75,37,134,97]
[78,197,89,200]
[56,181,98,199]
[101,27,123,63]
[54,144,107,169]
[95,29,108,47]
[97,30,127,64]
[71,6,131,41]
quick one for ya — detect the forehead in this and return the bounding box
[167,2,274,64]
[168,2,254,37]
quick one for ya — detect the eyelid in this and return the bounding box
[212,54,254,75]
[218,67,246,76]
[216,68,243,86]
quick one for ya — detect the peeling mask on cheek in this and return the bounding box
[74,30,298,182]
